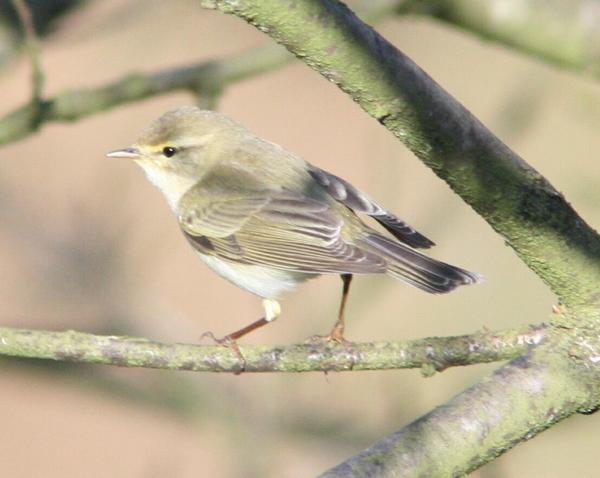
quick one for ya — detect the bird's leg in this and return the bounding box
[322,274,353,343]
[223,299,282,340]
[201,299,281,372]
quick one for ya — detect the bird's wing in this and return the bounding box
[307,166,435,249]
[179,179,387,275]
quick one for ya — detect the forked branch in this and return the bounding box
[195,0,600,475]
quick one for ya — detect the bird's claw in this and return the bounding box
[306,326,352,345]
[201,331,247,374]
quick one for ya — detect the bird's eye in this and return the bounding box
[162,146,177,158]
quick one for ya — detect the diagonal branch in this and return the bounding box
[0,0,405,147]
[0,324,545,373]
[199,0,600,312]
[321,334,600,477]
[196,0,600,475]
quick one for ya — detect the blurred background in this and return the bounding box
[1,1,599,476]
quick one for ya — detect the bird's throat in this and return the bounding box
[135,161,197,211]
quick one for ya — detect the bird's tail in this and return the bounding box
[358,233,481,294]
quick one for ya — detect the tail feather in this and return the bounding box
[359,233,481,294]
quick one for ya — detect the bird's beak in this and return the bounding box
[106,147,141,160]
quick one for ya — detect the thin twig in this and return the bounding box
[11,0,44,104]
[0,0,404,146]
[0,43,292,145]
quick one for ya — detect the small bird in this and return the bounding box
[108,107,480,343]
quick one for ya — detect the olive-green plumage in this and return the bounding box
[107,107,480,336]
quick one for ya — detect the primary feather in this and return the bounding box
[308,166,435,249]
[178,162,479,295]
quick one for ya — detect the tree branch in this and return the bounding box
[0,324,545,373]
[0,43,292,145]
[0,0,404,147]
[321,332,600,477]
[199,0,600,312]
[2,0,598,473]
[11,0,44,104]
[422,0,600,81]
[196,0,600,475]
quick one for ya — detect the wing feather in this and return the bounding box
[180,182,387,275]
[180,195,269,238]
[308,166,435,249]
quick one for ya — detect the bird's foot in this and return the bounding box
[201,331,247,374]
[307,323,351,345]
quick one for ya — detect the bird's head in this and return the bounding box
[106,106,243,179]
[107,106,249,209]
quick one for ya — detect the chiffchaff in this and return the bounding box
[107,107,480,342]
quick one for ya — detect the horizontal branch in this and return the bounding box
[0,325,545,373]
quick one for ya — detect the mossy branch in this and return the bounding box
[199,0,600,311]
[321,331,600,477]
[0,43,292,145]
[0,0,403,147]
[0,325,545,374]
[1,0,599,474]
[196,0,600,475]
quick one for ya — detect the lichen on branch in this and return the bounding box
[199,0,600,311]
[0,324,544,374]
